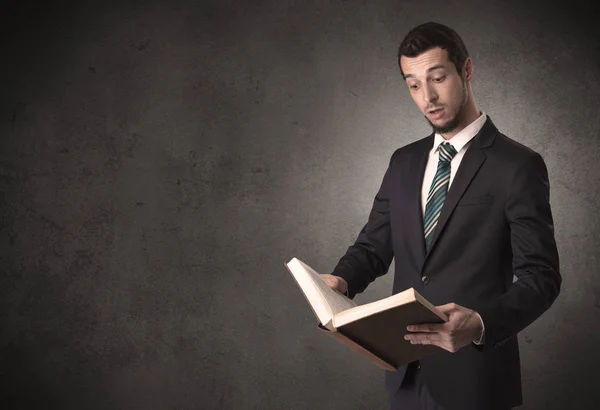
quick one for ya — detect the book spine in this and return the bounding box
[317,324,396,371]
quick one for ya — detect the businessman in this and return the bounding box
[321,22,561,410]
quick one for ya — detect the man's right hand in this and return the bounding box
[320,274,349,296]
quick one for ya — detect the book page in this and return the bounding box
[332,288,448,328]
[286,258,357,326]
[332,288,415,328]
[297,259,357,315]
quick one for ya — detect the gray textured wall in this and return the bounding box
[1,1,598,409]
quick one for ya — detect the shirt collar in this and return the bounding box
[433,111,487,154]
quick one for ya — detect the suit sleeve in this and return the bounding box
[331,153,396,299]
[474,153,561,351]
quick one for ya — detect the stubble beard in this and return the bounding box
[425,77,468,135]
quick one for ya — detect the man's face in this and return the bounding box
[400,47,468,135]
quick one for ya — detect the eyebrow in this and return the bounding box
[404,64,447,79]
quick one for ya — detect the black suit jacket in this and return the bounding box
[332,116,561,410]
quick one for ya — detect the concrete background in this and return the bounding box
[1,0,598,409]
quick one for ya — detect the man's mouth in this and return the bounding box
[427,107,445,119]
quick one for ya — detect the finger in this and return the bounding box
[321,274,347,293]
[405,334,457,352]
[320,274,336,288]
[404,332,444,343]
[407,323,445,333]
[436,303,457,312]
[337,278,348,293]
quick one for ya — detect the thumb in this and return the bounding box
[334,276,348,294]
[321,274,348,293]
[436,303,456,313]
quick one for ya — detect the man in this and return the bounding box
[321,22,561,410]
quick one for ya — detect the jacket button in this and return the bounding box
[421,276,430,284]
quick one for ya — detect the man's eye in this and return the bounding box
[433,76,445,82]
[409,84,419,90]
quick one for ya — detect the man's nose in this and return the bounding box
[422,84,438,104]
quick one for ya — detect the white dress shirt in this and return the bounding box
[421,111,487,214]
[420,111,488,345]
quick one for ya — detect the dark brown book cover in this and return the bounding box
[334,299,446,368]
[317,324,396,371]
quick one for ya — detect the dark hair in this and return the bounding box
[398,22,469,80]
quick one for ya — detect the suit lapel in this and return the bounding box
[405,135,433,270]
[423,117,497,263]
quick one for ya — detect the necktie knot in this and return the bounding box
[438,142,457,164]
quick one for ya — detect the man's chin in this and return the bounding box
[426,115,460,134]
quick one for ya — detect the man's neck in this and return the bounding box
[440,106,481,140]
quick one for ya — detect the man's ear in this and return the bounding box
[463,57,474,81]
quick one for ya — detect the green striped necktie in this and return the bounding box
[423,142,458,252]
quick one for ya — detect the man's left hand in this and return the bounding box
[404,303,483,353]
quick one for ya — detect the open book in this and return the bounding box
[285,257,448,371]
